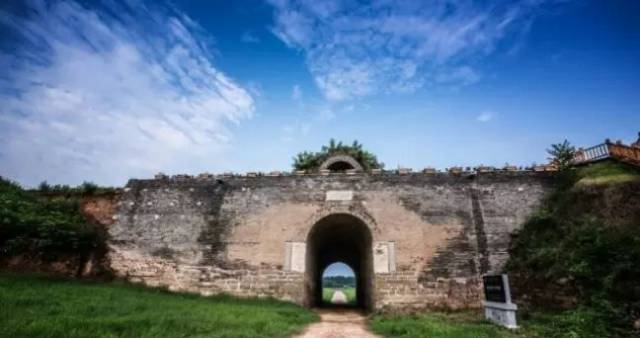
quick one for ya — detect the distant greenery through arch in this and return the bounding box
[321,262,356,306]
[293,139,384,171]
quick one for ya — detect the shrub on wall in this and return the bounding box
[292,139,384,171]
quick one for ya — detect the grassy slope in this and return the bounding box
[0,273,317,338]
[506,161,640,336]
[574,161,640,186]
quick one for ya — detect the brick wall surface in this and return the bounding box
[107,171,554,312]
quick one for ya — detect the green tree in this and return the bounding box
[547,140,576,170]
[38,181,51,192]
[292,139,384,171]
[81,181,98,194]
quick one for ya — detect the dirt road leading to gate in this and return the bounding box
[330,290,347,304]
[294,309,381,338]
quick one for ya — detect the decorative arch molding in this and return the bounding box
[297,204,378,241]
[319,155,364,172]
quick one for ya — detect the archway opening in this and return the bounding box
[305,214,373,310]
[319,155,363,172]
[326,161,355,172]
[321,262,357,307]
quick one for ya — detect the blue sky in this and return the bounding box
[323,262,354,278]
[1,0,639,186]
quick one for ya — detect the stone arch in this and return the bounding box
[296,204,378,241]
[304,213,374,311]
[319,155,364,172]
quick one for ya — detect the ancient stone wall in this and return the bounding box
[107,171,554,312]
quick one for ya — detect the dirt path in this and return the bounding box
[330,290,347,304]
[294,309,382,338]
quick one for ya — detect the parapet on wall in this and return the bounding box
[108,170,554,312]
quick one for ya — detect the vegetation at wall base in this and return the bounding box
[293,139,384,171]
[507,161,640,335]
[0,273,318,338]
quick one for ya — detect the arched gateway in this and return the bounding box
[305,214,374,310]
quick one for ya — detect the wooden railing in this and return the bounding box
[608,143,640,165]
[574,143,610,163]
[574,142,640,167]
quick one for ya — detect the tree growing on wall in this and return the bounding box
[547,140,576,171]
[292,139,384,171]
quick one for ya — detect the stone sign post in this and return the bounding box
[482,274,518,329]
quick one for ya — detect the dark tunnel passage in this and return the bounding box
[326,161,355,172]
[305,214,374,311]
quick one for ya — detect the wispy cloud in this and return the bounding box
[435,66,482,87]
[268,0,555,101]
[292,84,302,100]
[0,0,254,186]
[477,111,496,123]
[241,31,260,43]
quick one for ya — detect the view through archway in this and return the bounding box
[305,213,373,310]
[322,262,356,306]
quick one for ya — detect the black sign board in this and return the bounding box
[483,275,507,303]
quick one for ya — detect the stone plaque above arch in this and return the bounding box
[319,155,364,172]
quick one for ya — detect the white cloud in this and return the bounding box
[0,0,254,186]
[435,66,482,87]
[268,0,554,101]
[292,84,302,100]
[241,31,260,43]
[317,107,335,121]
[477,111,496,123]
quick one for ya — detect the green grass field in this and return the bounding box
[0,273,318,338]
[371,309,623,338]
[321,287,356,305]
[1,273,625,338]
[372,312,521,338]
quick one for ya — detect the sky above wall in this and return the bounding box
[1,0,639,186]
